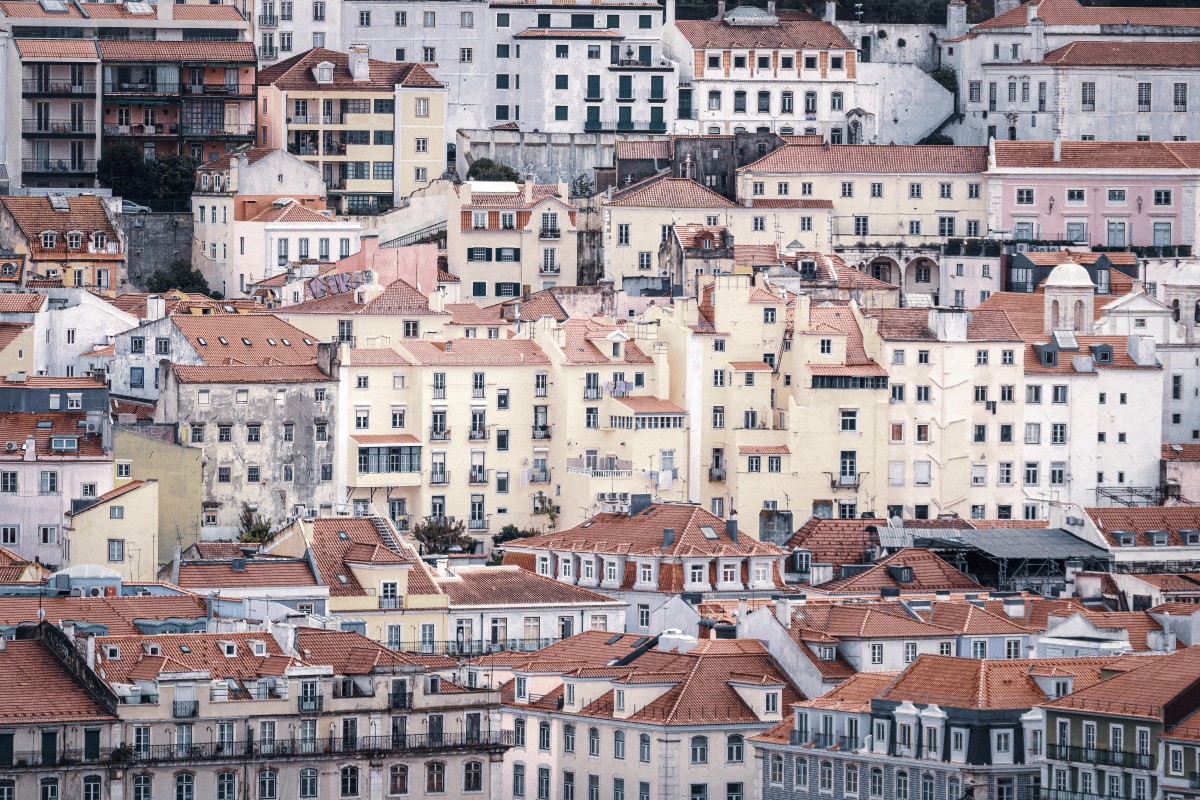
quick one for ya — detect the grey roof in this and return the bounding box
[723,5,779,24]
[907,527,1111,561]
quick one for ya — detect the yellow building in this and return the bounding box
[268,516,449,649]
[64,479,160,581]
[0,195,126,295]
[112,426,203,568]
[257,47,447,215]
[0,323,34,375]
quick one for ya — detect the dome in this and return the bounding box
[1167,260,1200,288]
[1044,257,1094,289]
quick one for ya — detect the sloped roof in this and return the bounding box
[1042,40,1200,67]
[250,200,335,224]
[0,640,116,724]
[792,603,957,639]
[863,307,1022,342]
[812,548,984,595]
[606,175,739,208]
[673,17,851,49]
[0,195,120,260]
[95,632,296,686]
[557,319,653,365]
[176,559,319,589]
[744,142,988,174]
[615,139,672,161]
[1045,646,1200,719]
[785,516,885,572]
[436,566,621,607]
[1164,443,1200,462]
[0,412,107,461]
[173,313,319,366]
[0,293,47,313]
[295,628,424,672]
[994,140,1200,170]
[258,47,443,91]
[96,40,255,62]
[15,38,99,58]
[0,595,208,636]
[974,0,1200,31]
[402,338,549,366]
[284,278,444,316]
[1087,506,1200,548]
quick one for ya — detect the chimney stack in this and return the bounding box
[348,44,371,81]
[726,518,738,543]
[662,528,675,548]
[1053,137,1062,162]
[825,0,837,22]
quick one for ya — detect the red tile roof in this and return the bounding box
[1163,443,1200,462]
[173,313,319,366]
[994,140,1200,170]
[791,602,957,639]
[96,632,296,686]
[614,139,672,161]
[436,566,621,607]
[172,364,329,384]
[556,319,653,365]
[0,293,47,313]
[66,480,148,516]
[295,628,425,672]
[790,670,900,713]
[402,338,549,366]
[285,278,444,316]
[1045,646,1200,719]
[171,3,245,20]
[0,596,208,636]
[0,412,107,461]
[250,201,336,224]
[176,559,319,589]
[513,27,625,38]
[0,195,121,261]
[744,142,988,174]
[738,444,790,454]
[748,198,835,209]
[0,543,47,583]
[1086,506,1200,548]
[0,640,116,724]
[974,0,1200,30]
[200,147,277,173]
[674,17,851,49]
[863,307,1022,342]
[96,40,256,62]
[786,517,886,571]
[606,175,739,208]
[0,322,30,355]
[613,395,686,414]
[1042,40,1200,67]
[307,518,443,601]
[487,291,569,323]
[14,38,98,58]
[813,548,985,595]
[258,48,443,91]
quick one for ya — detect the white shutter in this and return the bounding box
[888,461,905,486]
[915,461,932,486]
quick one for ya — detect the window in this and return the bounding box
[341,767,360,797]
[426,763,445,794]
[1016,188,1034,205]
[726,735,743,763]
[1138,82,1152,111]
[690,736,708,764]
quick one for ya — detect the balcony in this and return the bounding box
[258,12,278,25]
[22,79,97,96]
[566,458,632,478]
[467,517,490,532]
[1046,744,1153,770]
[540,264,561,275]
[184,83,256,97]
[468,428,489,442]
[584,92,603,102]
[648,121,667,132]
[297,695,323,713]
[830,473,863,491]
[290,114,345,125]
[584,120,604,132]
[103,123,178,137]
[433,387,446,399]
[788,730,837,748]
[288,143,319,156]
[21,158,96,176]
[379,596,400,609]
[708,467,726,481]
[103,81,180,95]
[530,469,551,483]
[389,638,558,656]
[583,387,601,400]
[181,124,255,138]
[532,425,551,440]
[677,108,698,119]
[840,735,863,751]
[258,45,278,59]
[22,120,96,136]
[539,227,561,239]
[429,427,450,442]
[468,468,490,485]
[1036,790,1126,800]
[173,700,200,718]
[389,692,413,709]
[429,470,450,485]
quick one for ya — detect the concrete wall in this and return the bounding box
[856,62,955,144]
[117,212,194,290]
[457,129,617,185]
[113,425,203,567]
[837,23,947,70]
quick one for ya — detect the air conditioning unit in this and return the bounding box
[1065,516,1083,526]
[596,492,607,501]
[4,442,15,452]
[89,587,102,597]
[86,422,100,433]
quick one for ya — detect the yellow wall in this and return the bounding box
[67,481,160,581]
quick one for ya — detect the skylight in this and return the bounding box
[1053,330,1078,350]
[241,338,252,346]
[699,525,718,539]
[218,337,229,345]
[197,337,207,346]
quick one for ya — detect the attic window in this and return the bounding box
[337,574,349,584]
[36,420,52,429]
[50,436,78,451]
[1096,350,1111,363]
[242,338,252,346]
[281,339,291,346]
[699,525,718,540]
[1117,531,1136,547]
[146,644,160,655]
[105,645,120,659]
[66,232,82,249]
[1149,530,1168,547]
[253,641,267,656]
[303,338,314,346]
[818,645,835,661]
[337,530,349,540]
[1185,530,1200,546]
[317,65,334,83]
[267,339,277,346]
[197,337,207,346]
[218,337,229,345]
[222,642,237,657]
[179,645,191,653]
[41,232,56,249]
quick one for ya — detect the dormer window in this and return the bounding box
[615,689,625,711]
[1185,530,1200,546]
[1118,532,1136,547]
[146,644,160,656]
[765,692,779,713]
[92,231,107,249]
[428,675,441,694]
[566,683,575,705]
[222,642,237,657]
[701,237,713,250]
[818,645,835,661]
[41,232,57,249]
[316,62,334,83]
[66,231,82,249]
[253,641,267,656]
[1150,530,1168,547]
[106,645,120,659]
[515,677,528,700]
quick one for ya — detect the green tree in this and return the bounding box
[97,142,158,201]
[492,524,538,548]
[154,154,200,205]
[411,516,476,555]
[237,503,273,544]
[466,158,521,182]
[146,259,214,295]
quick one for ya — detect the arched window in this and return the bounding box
[690,735,708,764]
[1073,299,1085,331]
[258,769,278,800]
[132,776,153,800]
[1051,299,1061,328]
[513,718,526,747]
[389,765,408,795]
[769,753,784,784]
[216,772,237,800]
[794,756,808,787]
[40,778,60,800]
[341,766,360,797]
[175,773,194,800]
[922,773,935,800]
[588,727,600,756]
[426,762,446,793]
[300,769,319,799]
[82,776,102,800]
[896,770,910,800]
[463,761,483,792]
[614,730,626,758]
[708,90,721,110]
[538,721,551,751]
[820,761,834,791]
[1173,298,1181,322]
[727,734,744,763]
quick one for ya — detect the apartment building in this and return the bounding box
[258,47,447,214]
[343,0,675,134]
[477,630,800,800]
[190,146,362,297]
[13,39,101,189]
[943,0,1200,144]
[276,275,453,345]
[0,374,111,572]
[253,0,345,65]
[449,180,579,303]
[1055,504,1200,570]
[501,501,786,633]
[736,139,989,303]
[665,6,860,139]
[0,195,125,296]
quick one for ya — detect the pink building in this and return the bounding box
[989,140,1199,248]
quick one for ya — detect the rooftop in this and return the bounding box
[257,47,443,92]
[744,141,989,175]
[436,566,621,607]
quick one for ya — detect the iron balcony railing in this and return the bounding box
[429,427,450,441]
[173,700,199,718]
[532,425,551,440]
[297,695,323,712]
[1046,743,1153,771]
[22,158,95,174]
[389,692,413,709]
[429,470,450,485]
[22,120,96,135]
[530,469,551,483]
[389,638,558,656]
[22,79,97,94]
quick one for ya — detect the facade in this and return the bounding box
[111,425,203,567]
[63,479,160,581]
[257,47,447,214]
[0,195,126,297]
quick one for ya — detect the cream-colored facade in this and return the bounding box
[112,426,203,567]
[64,480,160,582]
[0,323,34,375]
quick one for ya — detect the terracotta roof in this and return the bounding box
[66,480,148,516]
[673,17,851,49]
[744,142,988,174]
[171,4,245,20]
[109,290,258,318]
[0,412,107,461]
[96,40,255,62]
[487,290,569,323]
[465,630,658,670]
[176,559,319,589]
[436,566,621,607]
[2,375,104,389]
[446,303,504,326]
[786,516,885,571]
[307,518,440,601]
[975,0,1200,31]
[977,596,1087,630]
[1045,646,1200,719]
[503,503,785,560]
[735,244,780,268]
[0,322,30,354]
[812,548,985,595]
[258,48,443,91]
[284,278,444,316]
[863,307,1021,341]
[556,319,653,365]
[345,347,410,366]
[917,602,1032,636]
[172,364,329,384]
[462,184,566,210]
[730,360,774,371]
[791,670,901,713]
[0,293,47,313]
[607,175,739,208]
[15,38,98,58]
[295,628,424,672]
[881,654,1135,710]
[1072,611,1164,652]
[1163,444,1200,462]
[613,395,686,414]
[615,139,672,161]
[96,632,295,686]
[674,225,729,250]
[190,541,259,559]
[349,433,421,445]
[250,200,335,224]
[994,140,1200,170]
[806,304,879,369]
[792,602,957,640]
[1042,40,1200,67]
[748,198,834,209]
[0,196,121,261]
[173,313,319,366]
[0,640,116,724]
[0,543,48,583]
[0,596,208,636]
[402,338,549,366]
[513,27,624,37]
[1087,506,1200,548]
[738,444,790,454]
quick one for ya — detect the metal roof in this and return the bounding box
[906,527,1111,561]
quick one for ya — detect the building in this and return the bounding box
[257,47,447,214]
[500,501,787,633]
[165,547,328,612]
[111,424,203,566]
[0,195,125,296]
[343,0,676,135]
[1164,443,1200,504]
[1056,504,1200,569]
[63,479,160,581]
[190,145,362,298]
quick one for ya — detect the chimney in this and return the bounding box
[1053,137,1062,162]
[23,434,35,461]
[145,295,166,321]
[658,629,698,653]
[1127,334,1158,366]
[825,0,837,22]
[726,518,738,543]
[767,0,775,13]
[662,527,675,548]
[664,0,675,26]
[1003,597,1025,619]
[775,598,792,628]
[714,0,724,18]
[1027,0,1039,22]
[523,180,533,204]
[459,182,472,206]
[946,0,967,38]
[348,44,371,82]
[628,494,652,516]
[299,260,320,279]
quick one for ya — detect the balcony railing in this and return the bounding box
[173,700,200,718]
[258,45,278,59]
[390,638,558,656]
[429,470,450,485]
[468,428,489,441]
[468,468,490,485]
[429,427,450,441]
[379,597,400,609]
[181,124,255,138]
[291,114,345,125]
[539,227,561,239]
[389,692,413,709]
[532,425,551,440]
[1036,789,1126,800]
[22,79,96,95]
[566,458,632,478]
[1046,744,1153,771]
[467,517,489,532]
[297,695,323,713]
[583,387,601,400]
[4,747,108,768]
[708,467,726,481]
[433,387,446,399]
[830,473,863,491]
[258,12,278,25]
[184,83,256,96]
[530,469,551,484]
[104,81,180,95]
[104,123,178,137]
[840,735,863,751]
[22,120,96,135]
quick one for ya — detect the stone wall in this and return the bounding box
[117,212,194,289]
[456,129,618,185]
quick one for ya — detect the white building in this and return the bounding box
[252,0,344,65]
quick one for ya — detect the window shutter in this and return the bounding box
[511,247,521,260]
[888,461,904,486]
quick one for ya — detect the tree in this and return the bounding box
[411,516,476,555]
[97,142,158,202]
[492,524,539,548]
[154,154,200,205]
[569,172,596,199]
[237,503,273,543]
[146,259,214,295]
[466,158,521,182]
